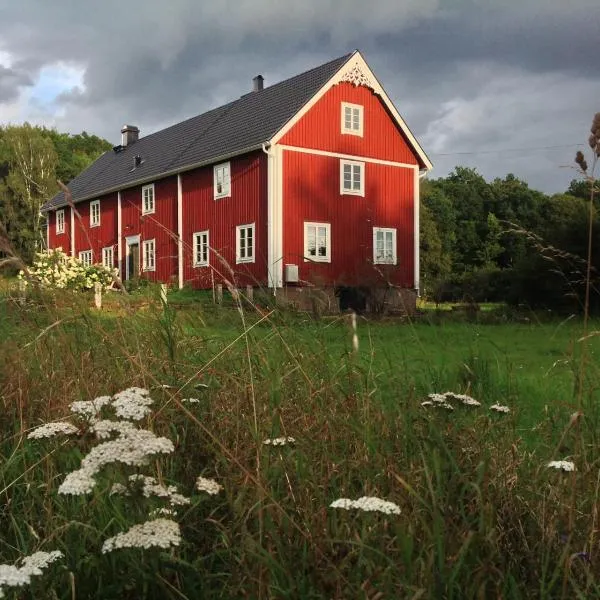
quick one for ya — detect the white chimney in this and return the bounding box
[252,75,264,92]
[121,125,140,147]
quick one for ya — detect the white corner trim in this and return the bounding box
[117,192,122,280]
[177,174,183,289]
[274,146,284,287]
[413,165,420,294]
[264,144,276,288]
[270,51,432,171]
[70,207,75,257]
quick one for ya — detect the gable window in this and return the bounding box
[340,160,365,196]
[214,162,231,199]
[236,223,255,263]
[341,102,363,136]
[102,246,114,269]
[90,200,101,227]
[304,222,331,262]
[56,209,65,234]
[373,227,397,265]
[193,231,209,267]
[142,239,156,271]
[142,184,155,215]
[79,250,93,267]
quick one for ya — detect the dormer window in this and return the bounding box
[214,162,231,199]
[341,102,363,136]
[90,200,100,227]
[142,184,155,215]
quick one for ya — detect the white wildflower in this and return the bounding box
[112,388,153,420]
[101,519,181,553]
[195,476,223,495]
[181,398,201,404]
[58,469,97,495]
[28,421,79,439]
[70,396,112,420]
[149,507,177,518]
[263,436,296,446]
[490,404,511,414]
[128,475,190,506]
[91,419,136,439]
[0,551,63,598]
[547,460,576,472]
[19,551,63,576]
[329,496,401,515]
[443,392,481,407]
[422,398,454,411]
[109,483,130,496]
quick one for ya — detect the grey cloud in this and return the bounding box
[0,64,32,103]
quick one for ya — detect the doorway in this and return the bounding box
[125,235,140,281]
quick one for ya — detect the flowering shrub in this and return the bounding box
[19,248,115,291]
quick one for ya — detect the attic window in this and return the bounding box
[214,162,231,199]
[341,102,363,136]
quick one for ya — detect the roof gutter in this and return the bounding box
[42,142,265,212]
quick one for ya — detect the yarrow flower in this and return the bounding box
[70,396,112,421]
[101,519,181,553]
[490,404,511,414]
[330,496,401,515]
[0,551,63,598]
[195,476,223,495]
[263,436,296,446]
[426,392,480,409]
[28,421,79,439]
[111,388,153,421]
[547,460,576,472]
[128,475,190,506]
[181,398,201,404]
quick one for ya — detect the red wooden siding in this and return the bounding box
[48,206,73,254]
[280,82,418,165]
[282,150,414,288]
[121,177,178,283]
[73,193,118,265]
[182,151,268,289]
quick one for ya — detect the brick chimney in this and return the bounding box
[121,125,140,147]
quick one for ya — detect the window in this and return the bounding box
[142,184,155,215]
[56,209,65,234]
[90,200,100,227]
[193,231,209,267]
[340,160,365,196]
[214,162,231,199]
[79,250,93,267]
[142,239,156,271]
[373,227,397,265]
[304,222,331,262]
[236,224,255,263]
[102,246,114,269]
[341,102,363,136]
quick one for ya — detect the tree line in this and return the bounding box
[420,166,599,312]
[0,124,111,262]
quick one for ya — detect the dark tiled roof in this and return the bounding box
[43,52,354,211]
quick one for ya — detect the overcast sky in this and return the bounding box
[0,0,598,193]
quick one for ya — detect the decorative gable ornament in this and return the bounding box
[340,63,375,90]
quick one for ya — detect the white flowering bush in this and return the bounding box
[19,248,115,291]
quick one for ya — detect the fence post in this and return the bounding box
[94,282,102,309]
[246,285,253,302]
[216,283,223,305]
[160,283,168,305]
[18,279,26,306]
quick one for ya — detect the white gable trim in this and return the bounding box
[270,51,432,171]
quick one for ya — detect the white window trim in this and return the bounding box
[373,227,397,265]
[142,239,156,272]
[79,250,93,267]
[193,230,210,267]
[340,159,365,196]
[304,222,331,263]
[102,246,114,269]
[142,184,155,215]
[341,102,364,137]
[214,162,231,200]
[56,209,65,234]
[90,200,101,228]
[236,223,255,264]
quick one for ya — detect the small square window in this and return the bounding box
[373,227,397,265]
[304,222,331,262]
[90,200,101,227]
[193,231,209,267]
[142,184,155,215]
[56,209,65,234]
[341,102,363,136]
[340,160,365,196]
[79,250,93,267]
[214,162,231,199]
[102,246,114,269]
[142,239,156,271]
[236,224,255,263]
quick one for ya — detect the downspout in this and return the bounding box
[262,141,277,296]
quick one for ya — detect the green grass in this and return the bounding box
[1,286,600,598]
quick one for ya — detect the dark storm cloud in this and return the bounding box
[0,65,32,103]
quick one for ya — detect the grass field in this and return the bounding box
[1,281,599,598]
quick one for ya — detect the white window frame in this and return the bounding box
[56,209,65,234]
[236,223,255,264]
[89,199,101,228]
[102,246,114,269]
[142,184,155,215]
[193,230,210,267]
[214,162,231,199]
[340,159,365,196]
[142,239,156,271]
[79,250,93,267]
[304,222,331,263]
[341,102,364,137]
[373,227,397,265]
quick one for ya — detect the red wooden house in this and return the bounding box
[42,51,431,312]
